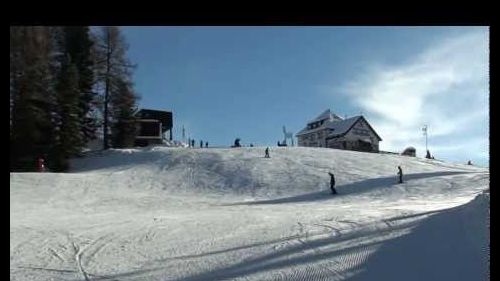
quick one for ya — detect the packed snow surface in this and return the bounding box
[10,146,489,280]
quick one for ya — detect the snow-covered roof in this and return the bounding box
[297,115,360,136]
[296,114,382,141]
[307,109,343,124]
[325,116,361,137]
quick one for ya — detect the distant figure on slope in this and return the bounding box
[250,143,254,147]
[205,142,208,148]
[191,139,195,147]
[200,140,203,148]
[188,138,191,147]
[426,150,431,159]
[265,147,270,158]
[37,157,46,172]
[234,138,241,147]
[328,172,337,194]
[397,166,403,184]
[467,160,472,165]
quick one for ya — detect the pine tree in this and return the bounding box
[51,59,82,171]
[61,27,98,145]
[111,79,138,148]
[94,26,137,149]
[10,26,56,171]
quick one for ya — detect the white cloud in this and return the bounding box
[342,29,489,165]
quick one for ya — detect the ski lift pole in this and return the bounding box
[422,125,428,152]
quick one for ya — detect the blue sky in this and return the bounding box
[121,26,489,167]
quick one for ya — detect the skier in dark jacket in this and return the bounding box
[234,138,241,147]
[200,140,203,148]
[191,139,195,147]
[205,142,208,148]
[328,172,337,194]
[265,147,270,158]
[397,166,403,183]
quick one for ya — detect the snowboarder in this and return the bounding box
[397,166,403,184]
[328,172,337,194]
[265,147,270,158]
[205,142,208,148]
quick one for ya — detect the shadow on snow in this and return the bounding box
[225,171,471,206]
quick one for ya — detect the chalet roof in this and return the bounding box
[307,109,343,124]
[296,114,382,141]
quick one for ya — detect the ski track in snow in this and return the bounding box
[10,147,489,281]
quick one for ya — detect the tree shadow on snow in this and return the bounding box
[226,171,471,206]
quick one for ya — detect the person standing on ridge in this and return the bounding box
[328,172,337,194]
[397,166,403,184]
[265,147,270,158]
[200,140,203,148]
[205,142,208,148]
[37,157,46,172]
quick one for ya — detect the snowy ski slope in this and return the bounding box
[10,146,489,280]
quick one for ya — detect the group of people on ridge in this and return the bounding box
[187,138,208,148]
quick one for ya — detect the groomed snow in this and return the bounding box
[10,146,489,280]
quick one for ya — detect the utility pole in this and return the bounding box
[422,125,428,152]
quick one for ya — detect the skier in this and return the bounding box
[328,172,337,194]
[191,139,195,147]
[234,138,241,147]
[200,140,203,148]
[265,147,270,158]
[426,150,431,159]
[205,142,208,148]
[467,160,472,165]
[397,166,403,184]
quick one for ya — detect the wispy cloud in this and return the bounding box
[341,29,489,165]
